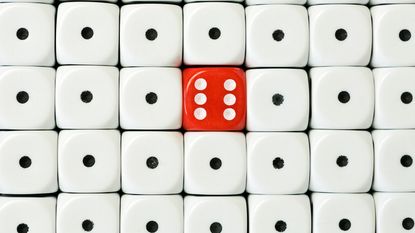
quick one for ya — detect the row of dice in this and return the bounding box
[1,193,414,233]
[1,3,415,67]
[1,130,414,195]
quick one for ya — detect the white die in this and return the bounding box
[373,68,415,129]
[0,67,55,129]
[246,0,305,4]
[58,130,120,193]
[245,5,308,68]
[56,2,119,65]
[308,5,372,67]
[120,68,182,130]
[309,130,373,193]
[371,5,415,67]
[372,130,415,192]
[0,3,55,66]
[121,195,183,233]
[310,67,374,129]
[249,195,311,233]
[0,197,56,233]
[184,132,246,195]
[183,2,245,65]
[184,196,247,233]
[246,132,309,194]
[312,193,375,233]
[308,0,368,5]
[56,66,119,129]
[0,131,57,195]
[370,0,415,5]
[57,193,119,233]
[120,4,182,67]
[246,69,309,131]
[122,132,183,194]
[123,0,180,3]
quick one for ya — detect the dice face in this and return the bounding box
[373,68,415,129]
[120,68,182,130]
[309,130,373,193]
[0,131,57,195]
[184,132,246,195]
[0,67,55,129]
[56,2,119,65]
[57,194,119,233]
[183,68,246,131]
[184,196,247,233]
[246,69,309,131]
[312,193,375,233]
[308,5,372,67]
[374,193,415,233]
[58,130,120,193]
[371,5,415,67]
[372,130,415,192]
[183,3,245,65]
[246,133,309,194]
[0,3,55,66]
[120,4,182,67]
[310,67,374,129]
[245,5,309,68]
[122,132,183,194]
[56,66,119,129]
[121,195,183,233]
[249,195,311,233]
[0,197,56,233]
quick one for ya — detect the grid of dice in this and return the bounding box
[0,0,415,231]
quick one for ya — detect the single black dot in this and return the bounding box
[16,223,29,233]
[272,94,284,106]
[82,155,95,168]
[82,220,94,232]
[209,27,221,40]
[275,220,287,232]
[16,91,29,104]
[338,91,351,104]
[335,28,348,41]
[401,92,413,104]
[146,156,159,169]
[145,28,158,41]
[401,155,413,168]
[16,28,29,40]
[19,156,32,169]
[210,157,222,170]
[81,27,94,40]
[337,156,349,167]
[399,29,412,42]
[145,92,158,105]
[339,219,351,231]
[272,30,285,42]
[210,222,222,233]
[403,217,414,230]
[146,221,159,233]
[80,91,93,103]
[273,157,284,169]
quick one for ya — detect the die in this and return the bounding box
[308,0,368,5]
[308,5,372,67]
[371,5,415,67]
[183,68,246,131]
[246,132,309,194]
[56,66,119,129]
[310,67,374,129]
[0,131,58,195]
[120,68,182,130]
[245,0,305,4]
[374,193,415,233]
[373,68,415,129]
[57,193,119,233]
[56,2,119,65]
[370,0,415,5]
[0,67,55,129]
[121,195,183,233]
[184,196,247,233]
[249,195,311,233]
[122,132,183,194]
[0,3,55,66]
[58,130,120,193]
[120,4,182,67]
[312,193,375,233]
[184,132,246,195]
[245,5,309,68]
[309,130,373,193]
[372,130,415,192]
[122,0,180,3]
[0,197,56,233]
[183,2,245,65]
[246,69,309,131]
[0,0,53,3]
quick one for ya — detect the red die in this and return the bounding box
[183,67,246,131]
